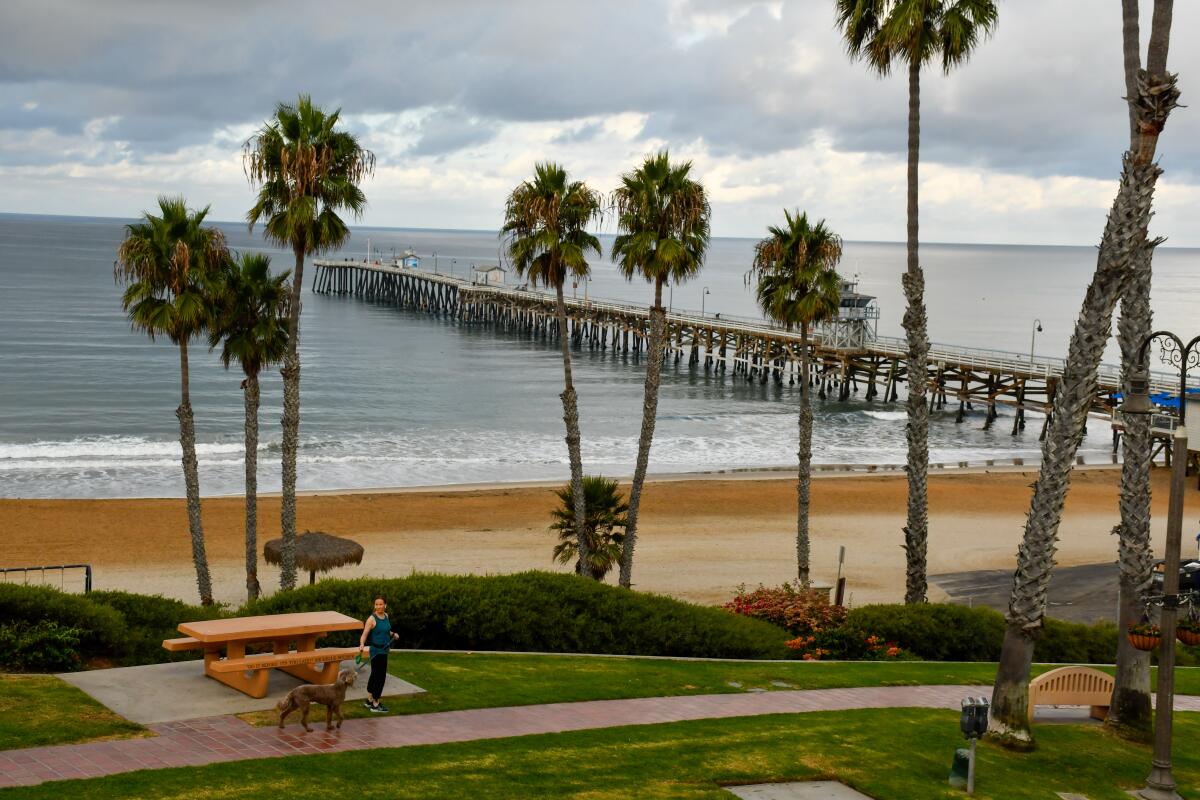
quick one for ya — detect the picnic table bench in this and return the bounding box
[163,611,362,698]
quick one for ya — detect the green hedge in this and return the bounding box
[0,584,215,670]
[9,578,1194,670]
[243,572,792,659]
[0,584,126,664]
[845,603,1200,665]
[87,590,220,666]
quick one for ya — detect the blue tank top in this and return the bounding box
[368,613,392,658]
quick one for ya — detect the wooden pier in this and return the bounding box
[312,259,1193,438]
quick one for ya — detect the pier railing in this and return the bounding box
[314,259,1196,402]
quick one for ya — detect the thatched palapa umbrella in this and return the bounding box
[264,531,364,585]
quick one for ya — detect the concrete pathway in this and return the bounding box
[727,782,874,799]
[58,660,422,724]
[3,686,1199,790]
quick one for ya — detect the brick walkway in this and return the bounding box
[2,686,1198,789]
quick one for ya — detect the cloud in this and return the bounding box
[0,0,1197,243]
[405,108,499,157]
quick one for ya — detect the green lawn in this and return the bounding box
[6,653,1200,750]
[0,675,144,750]
[3,708,1198,799]
[243,651,1200,724]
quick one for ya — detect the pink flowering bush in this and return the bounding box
[723,583,847,636]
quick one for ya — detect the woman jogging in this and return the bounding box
[358,596,399,712]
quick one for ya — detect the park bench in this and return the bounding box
[163,611,362,698]
[1027,665,1114,722]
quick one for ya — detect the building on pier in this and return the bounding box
[471,264,506,286]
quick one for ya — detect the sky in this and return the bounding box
[1,0,1197,246]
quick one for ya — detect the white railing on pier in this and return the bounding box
[315,259,1195,397]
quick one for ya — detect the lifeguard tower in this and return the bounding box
[814,278,879,351]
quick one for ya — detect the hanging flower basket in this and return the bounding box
[1177,629,1200,647]
[1128,622,1162,652]
[1176,619,1200,647]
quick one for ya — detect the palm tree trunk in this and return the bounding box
[1108,247,1155,737]
[902,58,930,605]
[554,281,590,578]
[988,4,1178,747]
[243,373,262,602]
[176,339,213,606]
[1108,0,1155,737]
[619,277,666,589]
[797,321,813,587]
[278,246,304,590]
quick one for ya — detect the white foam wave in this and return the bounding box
[0,436,244,461]
[861,410,908,421]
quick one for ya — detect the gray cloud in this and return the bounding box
[406,108,498,156]
[0,0,1196,181]
[551,120,605,145]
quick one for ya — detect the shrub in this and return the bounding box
[244,571,792,659]
[845,604,1006,662]
[0,584,126,661]
[1038,617,1121,664]
[843,603,1180,665]
[785,630,913,661]
[724,584,847,636]
[0,621,83,672]
[87,590,217,665]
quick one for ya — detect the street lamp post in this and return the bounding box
[668,282,674,313]
[702,286,710,317]
[433,251,438,273]
[1029,319,1043,366]
[1122,330,1200,800]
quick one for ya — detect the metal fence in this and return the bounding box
[0,564,92,593]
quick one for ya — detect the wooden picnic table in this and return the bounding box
[164,611,362,698]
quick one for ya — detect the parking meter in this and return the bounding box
[951,696,989,794]
[959,696,989,740]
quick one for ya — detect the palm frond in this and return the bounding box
[610,151,711,292]
[749,209,844,330]
[500,161,602,288]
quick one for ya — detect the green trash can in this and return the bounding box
[948,747,970,788]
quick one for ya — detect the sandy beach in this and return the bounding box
[2,467,1196,609]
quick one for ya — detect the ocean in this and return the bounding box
[1,212,1196,499]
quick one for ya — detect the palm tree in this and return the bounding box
[836,0,999,604]
[209,252,291,602]
[550,475,629,581]
[244,95,375,590]
[611,151,711,590]
[1107,2,1159,738]
[115,196,228,606]
[989,0,1179,746]
[749,211,843,587]
[501,163,603,574]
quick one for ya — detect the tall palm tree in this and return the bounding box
[611,151,711,590]
[550,475,629,581]
[209,252,291,602]
[244,94,375,590]
[749,211,843,587]
[836,0,999,604]
[1107,1,1158,739]
[501,163,603,573]
[115,196,228,606]
[989,0,1179,746]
